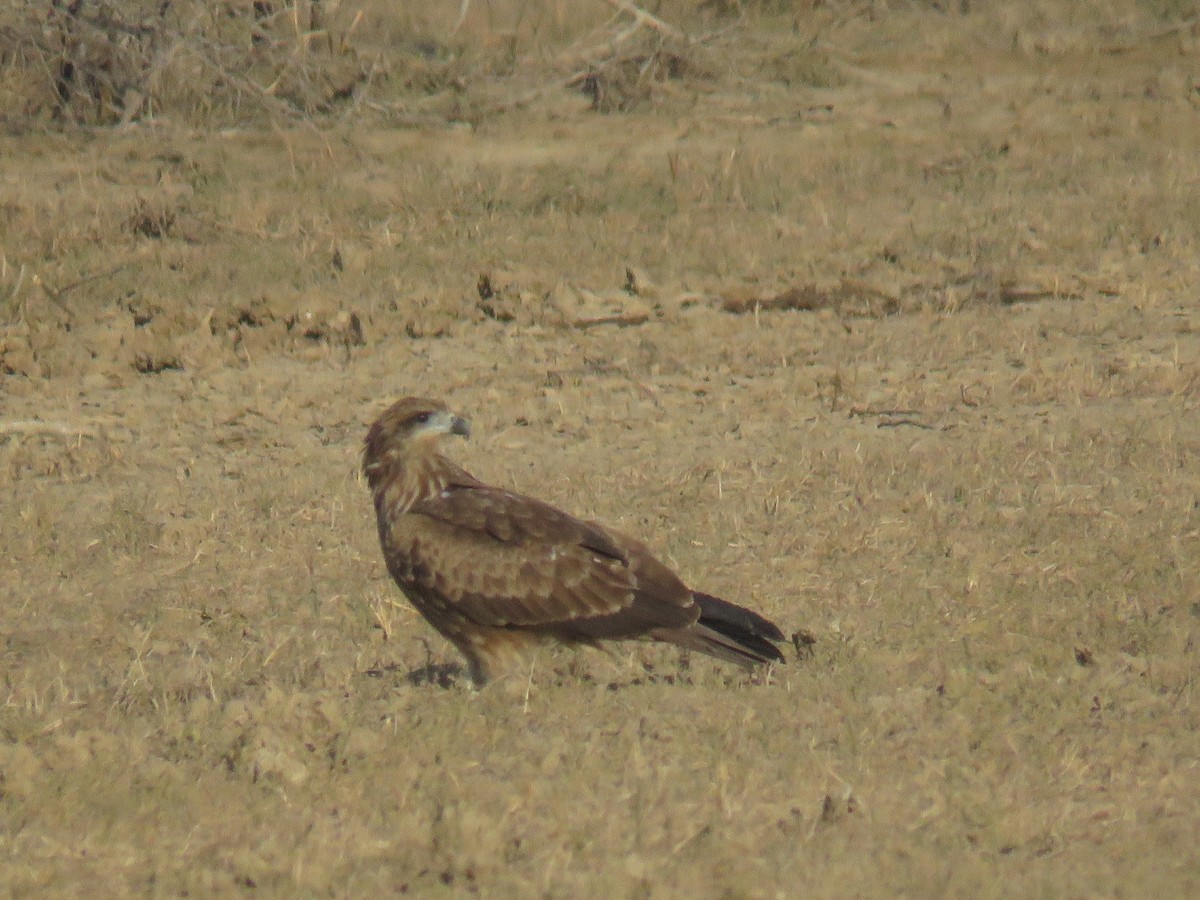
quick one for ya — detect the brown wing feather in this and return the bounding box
[395,485,698,636]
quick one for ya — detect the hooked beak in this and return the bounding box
[449,414,471,439]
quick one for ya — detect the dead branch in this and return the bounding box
[600,0,687,43]
[0,420,100,440]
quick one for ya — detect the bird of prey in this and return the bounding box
[362,396,786,686]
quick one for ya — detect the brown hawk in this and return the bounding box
[363,397,786,686]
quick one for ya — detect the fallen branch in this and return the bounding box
[600,0,687,42]
[719,285,830,315]
[0,420,101,439]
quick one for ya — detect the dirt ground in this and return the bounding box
[2,1,1199,896]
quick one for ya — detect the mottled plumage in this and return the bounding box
[363,397,786,686]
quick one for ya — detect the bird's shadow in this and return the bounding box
[404,661,466,689]
[362,660,466,689]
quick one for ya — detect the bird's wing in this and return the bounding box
[399,484,698,636]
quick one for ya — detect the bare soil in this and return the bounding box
[2,2,1199,896]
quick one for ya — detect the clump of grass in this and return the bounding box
[0,0,748,129]
[0,0,374,127]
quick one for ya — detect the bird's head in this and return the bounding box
[362,396,471,488]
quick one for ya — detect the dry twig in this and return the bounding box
[0,420,100,440]
[600,0,687,42]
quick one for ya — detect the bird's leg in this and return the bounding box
[466,655,490,688]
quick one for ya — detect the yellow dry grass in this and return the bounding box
[2,1,1199,896]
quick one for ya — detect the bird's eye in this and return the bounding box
[413,412,432,426]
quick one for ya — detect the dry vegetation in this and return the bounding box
[2,0,1200,895]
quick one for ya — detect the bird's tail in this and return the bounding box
[654,592,787,669]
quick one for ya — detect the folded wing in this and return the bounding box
[400,484,700,639]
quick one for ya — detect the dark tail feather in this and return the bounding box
[654,592,786,669]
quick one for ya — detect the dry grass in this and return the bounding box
[2,1,1200,896]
